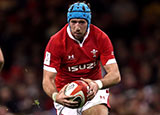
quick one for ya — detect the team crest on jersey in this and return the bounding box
[68,54,75,60]
[91,49,98,58]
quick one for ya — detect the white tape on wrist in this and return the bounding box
[94,80,103,89]
[52,92,58,102]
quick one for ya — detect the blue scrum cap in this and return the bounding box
[67,2,91,28]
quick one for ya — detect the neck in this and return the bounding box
[76,37,84,43]
[67,26,90,44]
[74,31,88,43]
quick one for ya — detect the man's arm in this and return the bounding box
[42,69,79,108]
[42,70,57,98]
[82,63,121,100]
[0,48,4,72]
[101,63,121,88]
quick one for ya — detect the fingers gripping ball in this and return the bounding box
[65,80,89,108]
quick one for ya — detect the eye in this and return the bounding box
[79,21,85,24]
[71,20,77,24]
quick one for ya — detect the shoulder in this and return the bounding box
[50,24,68,41]
[90,24,110,41]
[45,24,68,53]
[48,24,68,46]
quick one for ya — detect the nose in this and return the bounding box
[75,23,80,31]
[76,27,80,31]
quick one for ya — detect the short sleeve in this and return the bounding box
[99,33,116,65]
[43,37,62,72]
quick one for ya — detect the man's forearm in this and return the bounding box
[42,70,57,98]
[101,71,121,89]
[42,79,57,98]
[100,63,121,89]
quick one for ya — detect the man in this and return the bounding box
[0,48,4,72]
[42,2,121,115]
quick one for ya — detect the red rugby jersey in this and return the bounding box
[43,24,116,91]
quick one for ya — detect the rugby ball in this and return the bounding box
[65,80,89,108]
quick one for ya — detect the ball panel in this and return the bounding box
[73,80,89,102]
[73,96,81,106]
[65,82,78,96]
[64,80,89,108]
[72,91,85,107]
[70,84,83,96]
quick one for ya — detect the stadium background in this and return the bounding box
[0,0,160,114]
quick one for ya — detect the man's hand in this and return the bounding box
[81,78,99,101]
[53,84,79,108]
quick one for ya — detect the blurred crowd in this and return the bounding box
[0,0,160,115]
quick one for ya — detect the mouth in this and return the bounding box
[73,33,83,39]
[75,32,81,34]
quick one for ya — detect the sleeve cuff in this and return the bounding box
[43,65,57,73]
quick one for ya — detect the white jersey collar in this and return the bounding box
[67,25,90,47]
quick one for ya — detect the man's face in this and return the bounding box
[69,19,88,40]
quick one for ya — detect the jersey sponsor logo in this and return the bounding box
[44,51,51,65]
[91,49,98,57]
[68,62,97,72]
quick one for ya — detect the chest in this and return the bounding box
[62,38,100,66]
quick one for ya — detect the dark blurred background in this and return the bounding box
[0,0,160,114]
